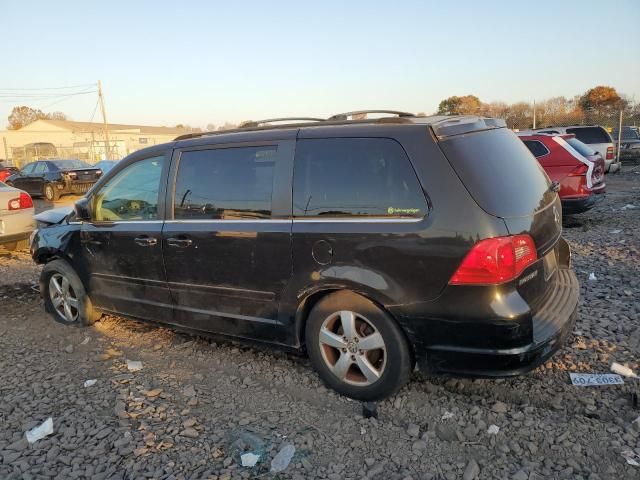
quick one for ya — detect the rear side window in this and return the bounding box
[439,128,551,218]
[293,138,427,218]
[522,140,549,157]
[566,127,611,144]
[174,146,277,219]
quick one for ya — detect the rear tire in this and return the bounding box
[41,259,101,327]
[305,291,412,401]
[44,183,60,202]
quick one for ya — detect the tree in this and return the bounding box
[579,86,626,119]
[437,95,482,115]
[7,106,69,129]
[7,106,46,129]
[47,111,67,121]
[504,102,533,130]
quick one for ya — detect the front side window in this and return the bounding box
[523,140,550,158]
[91,156,164,221]
[293,138,427,218]
[174,146,277,220]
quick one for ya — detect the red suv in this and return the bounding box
[518,133,605,214]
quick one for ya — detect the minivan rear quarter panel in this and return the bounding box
[287,124,511,348]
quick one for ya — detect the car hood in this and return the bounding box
[34,206,74,225]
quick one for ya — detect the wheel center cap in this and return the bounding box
[347,341,358,354]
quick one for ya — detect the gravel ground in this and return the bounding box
[0,167,639,480]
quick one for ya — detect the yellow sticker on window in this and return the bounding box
[388,207,420,215]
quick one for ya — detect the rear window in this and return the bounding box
[565,138,596,157]
[439,128,551,218]
[50,160,92,169]
[293,138,427,218]
[522,140,550,157]
[566,127,611,144]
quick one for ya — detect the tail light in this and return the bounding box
[449,235,537,285]
[66,172,78,179]
[606,146,614,160]
[8,192,33,210]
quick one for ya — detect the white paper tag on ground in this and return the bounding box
[127,360,143,372]
[569,373,624,386]
[25,417,54,443]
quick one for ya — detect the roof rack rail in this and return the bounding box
[239,117,325,128]
[328,110,415,121]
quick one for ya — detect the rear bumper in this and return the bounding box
[0,209,36,244]
[606,160,621,173]
[416,268,579,377]
[56,181,96,196]
[561,193,604,214]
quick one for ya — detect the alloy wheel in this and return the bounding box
[45,186,54,201]
[49,273,79,322]
[318,310,387,386]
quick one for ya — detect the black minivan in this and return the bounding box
[31,112,579,400]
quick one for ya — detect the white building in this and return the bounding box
[1,119,189,166]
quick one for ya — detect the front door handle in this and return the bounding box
[166,237,193,248]
[134,236,158,247]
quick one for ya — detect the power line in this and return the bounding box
[0,88,97,99]
[88,98,100,122]
[0,90,97,104]
[0,83,95,91]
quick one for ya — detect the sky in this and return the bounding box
[2,0,639,129]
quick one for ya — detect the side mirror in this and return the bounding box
[74,197,91,221]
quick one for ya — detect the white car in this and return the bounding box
[0,182,36,251]
[535,125,621,173]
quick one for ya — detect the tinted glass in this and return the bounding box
[523,140,549,157]
[174,146,276,220]
[92,156,164,221]
[34,162,49,174]
[293,138,427,218]
[50,160,91,169]
[565,138,596,156]
[440,128,552,218]
[566,127,611,144]
[21,163,36,174]
[611,128,640,140]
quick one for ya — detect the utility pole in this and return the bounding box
[98,80,111,160]
[616,110,623,162]
[532,100,536,129]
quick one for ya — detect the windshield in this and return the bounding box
[565,138,596,156]
[50,160,92,169]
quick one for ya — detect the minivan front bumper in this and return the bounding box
[416,267,579,377]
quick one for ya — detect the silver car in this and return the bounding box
[0,182,36,250]
[536,125,621,173]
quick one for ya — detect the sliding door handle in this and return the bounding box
[166,237,193,248]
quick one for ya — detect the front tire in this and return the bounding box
[44,183,60,202]
[305,291,412,401]
[41,259,101,327]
